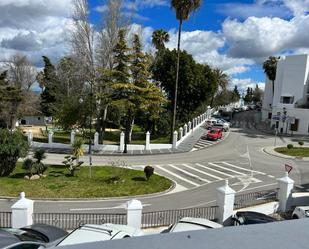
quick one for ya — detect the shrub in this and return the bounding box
[298,141,304,147]
[144,165,154,180]
[62,155,84,177]
[72,138,84,163]
[0,129,29,176]
[33,149,47,175]
[287,144,294,149]
[22,158,34,176]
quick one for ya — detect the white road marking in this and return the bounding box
[208,162,247,176]
[168,164,211,183]
[220,162,267,175]
[196,163,234,177]
[267,175,275,178]
[182,164,223,180]
[155,165,200,187]
[237,183,278,193]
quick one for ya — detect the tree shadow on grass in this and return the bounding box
[10,173,25,179]
[131,176,146,182]
[49,171,65,177]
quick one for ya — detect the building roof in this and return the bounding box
[50,219,309,249]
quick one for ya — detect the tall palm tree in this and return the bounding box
[263,56,279,97]
[171,0,202,138]
[152,29,170,51]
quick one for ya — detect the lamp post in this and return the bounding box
[79,81,94,178]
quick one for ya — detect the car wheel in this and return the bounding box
[292,215,299,219]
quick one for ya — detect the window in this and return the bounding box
[280,96,294,104]
[290,119,299,131]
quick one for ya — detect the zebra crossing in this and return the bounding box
[153,161,272,190]
[191,131,229,151]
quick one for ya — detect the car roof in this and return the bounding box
[177,217,222,229]
[22,223,68,242]
[57,224,132,246]
[0,229,20,248]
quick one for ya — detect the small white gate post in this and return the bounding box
[145,131,150,150]
[94,132,99,147]
[70,130,75,145]
[216,180,235,225]
[183,124,187,137]
[126,199,143,229]
[48,131,53,144]
[179,127,183,140]
[11,192,34,228]
[27,130,33,145]
[119,132,125,152]
[278,172,294,212]
[172,130,178,149]
[188,121,192,133]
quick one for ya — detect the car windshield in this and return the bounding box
[3,229,46,242]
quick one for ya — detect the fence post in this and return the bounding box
[94,132,99,147]
[188,121,192,133]
[277,172,294,212]
[48,131,53,144]
[216,180,235,225]
[126,199,143,229]
[119,132,125,152]
[70,130,75,145]
[172,130,178,149]
[179,127,183,140]
[145,131,150,150]
[11,192,33,228]
[27,130,33,145]
[183,124,187,137]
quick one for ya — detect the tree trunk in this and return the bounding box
[128,117,134,143]
[272,80,275,97]
[124,110,133,153]
[171,18,183,142]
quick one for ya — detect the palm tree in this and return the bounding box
[210,68,229,107]
[171,0,202,138]
[263,56,279,97]
[152,29,170,51]
[72,138,84,163]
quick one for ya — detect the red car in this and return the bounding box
[206,128,222,141]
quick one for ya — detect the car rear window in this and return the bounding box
[209,130,218,134]
[4,229,46,242]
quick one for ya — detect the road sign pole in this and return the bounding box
[274,129,277,147]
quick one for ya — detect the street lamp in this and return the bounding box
[79,82,94,178]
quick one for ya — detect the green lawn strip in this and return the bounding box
[0,165,172,198]
[275,147,309,157]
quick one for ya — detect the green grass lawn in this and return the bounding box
[0,164,172,198]
[275,147,309,157]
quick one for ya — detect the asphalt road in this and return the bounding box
[1,111,309,213]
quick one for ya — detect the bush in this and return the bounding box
[0,129,29,176]
[144,165,154,180]
[287,144,294,149]
[298,141,304,146]
[22,158,34,175]
[62,155,84,177]
[33,149,47,175]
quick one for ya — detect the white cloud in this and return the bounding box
[0,0,72,66]
[283,0,309,17]
[165,29,255,76]
[231,78,265,91]
[222,15,309,60]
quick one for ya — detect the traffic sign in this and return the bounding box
[285,164,293,174]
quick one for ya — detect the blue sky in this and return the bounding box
[0,0,309,90]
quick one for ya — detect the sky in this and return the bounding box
[0,0,309,92]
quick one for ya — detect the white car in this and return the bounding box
[56,224,144,246]
[162,217,222,233]
[292,206,309,219]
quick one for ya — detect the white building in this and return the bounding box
[262,54,309,135]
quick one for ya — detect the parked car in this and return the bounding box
[56,224,143,247]
[212,123,228,132]
[292,206,309,219]
[232,211,278,225]
[161,217,222,233]
[204,128,222,141]
[0,224,67,249]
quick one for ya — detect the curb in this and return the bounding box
[262,147,309,161]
